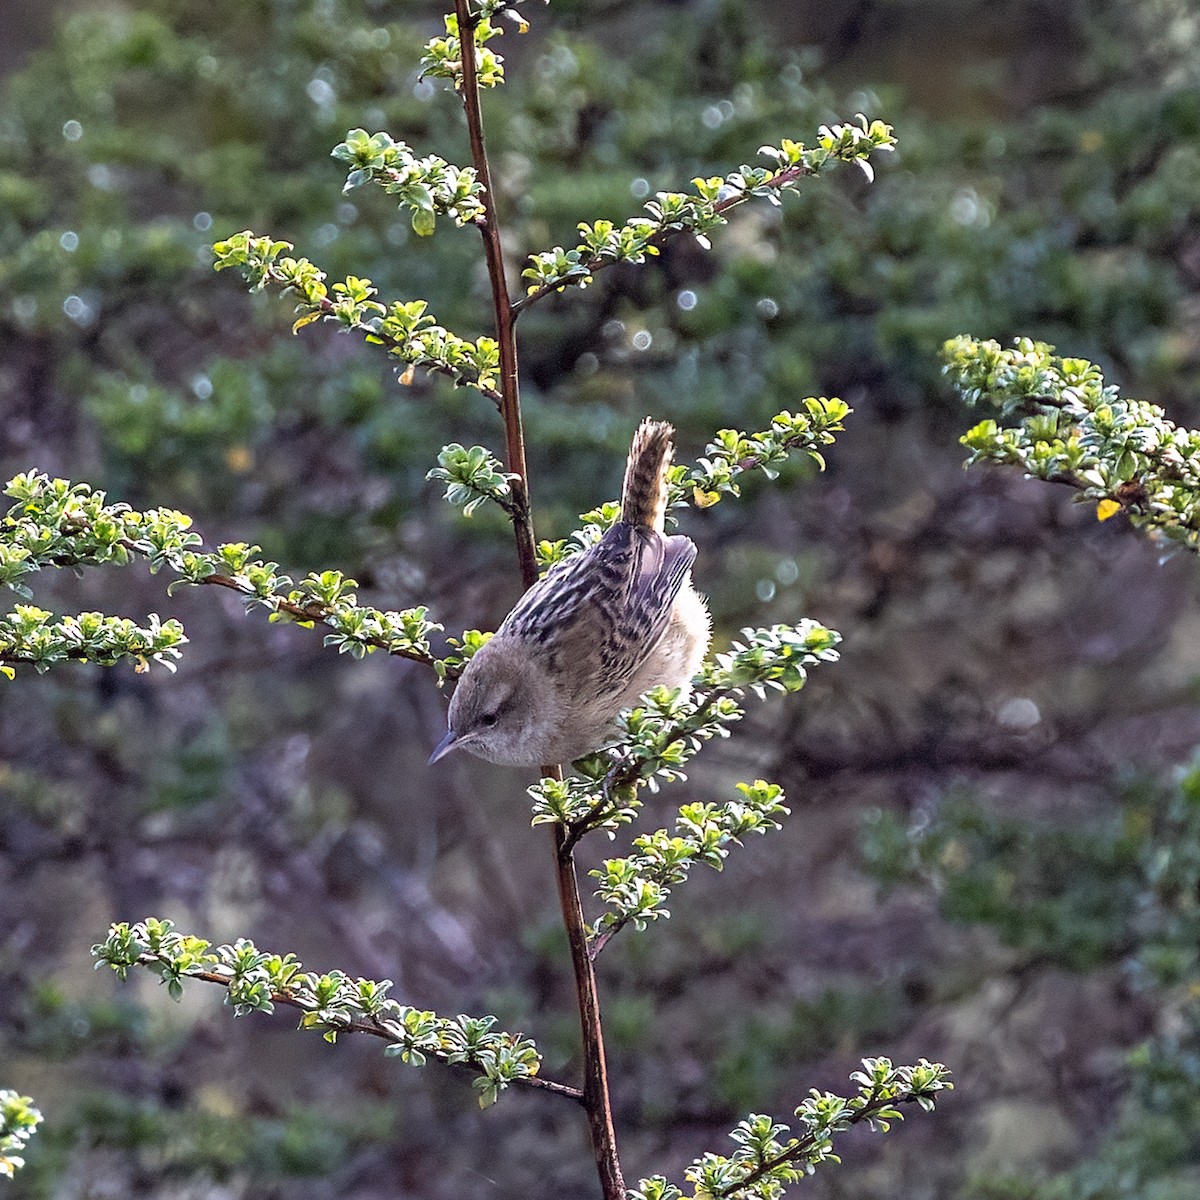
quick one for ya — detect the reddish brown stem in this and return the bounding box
[453,6,626,1198]
[454,0,536,591]
[553,821,626,1200]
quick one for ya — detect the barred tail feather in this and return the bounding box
[622,418,674,532]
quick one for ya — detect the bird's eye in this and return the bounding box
[480,712,498,728]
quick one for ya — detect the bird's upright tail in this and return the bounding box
[621,418,674,533]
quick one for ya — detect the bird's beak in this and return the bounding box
[428,728,461,765]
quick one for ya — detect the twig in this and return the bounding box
[261,262,503,407]
[710,1086,933,1198]
[588,924,619,961]
[512,163,814,315]
[145,961,583,1103]
[46,523,443,670]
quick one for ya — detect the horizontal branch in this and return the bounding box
[175,963,582,1103]
[92,919,579,1107]
[0,606,185,677]
[588,780,787,959]
[722,1086,927,1196]
[513,162,812,313]
[514,117,896,314]
[631,1058,952,1200]
[3,472,454,676]
[270,263,502,406]
[211,232,503,406]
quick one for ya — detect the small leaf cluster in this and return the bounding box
[946,335,1200,551]
[535,407,850,571]
[332,129,485,236]
[2,472,447,674]
[211,233,501,400]
[782,114,899,183]
[630,1058,951,1200]
[518,118,895,303]
[536,500,623,569]
[278,574,444,666]
[0,1091,43,1179]
[93,919,542,1108]
[420,13,506,90]
[528,686,743,835]
[705,623,838,697]
[0,605,185,679]
[3,471,195,593]
[682,402,850,509]
[590,780,788,941]
[435,627,494,683]
[427,444,519,517]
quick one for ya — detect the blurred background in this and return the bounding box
[2,0,1200,1196]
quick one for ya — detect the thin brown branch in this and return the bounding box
[146,961,583,1103]
[45,523,443,670]
[564,686,730,856]
[455,0,537,590]
[199,573,439,666]
[453,8,623,1195]
[1013,393,1072,411]
[512,163,814,315]
[552,818,626,1200]
[588,924,619,961]
[714,1089,912,1197]
[0,647,122,667]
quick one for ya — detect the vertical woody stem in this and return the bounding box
[554,787,626,1200]
[454,0,536,592]
[453,6,625,1198]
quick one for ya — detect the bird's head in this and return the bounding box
[429,637,557,767]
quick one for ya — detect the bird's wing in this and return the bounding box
[503,522,695,700]
[622,526,696,647]
[500,547,597,643]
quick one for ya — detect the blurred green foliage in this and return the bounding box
[14,981,149,1060]
[712,984,911,1113]
[861,788,1144,972]
[864,754,1200,1199]
[4,0,1196,536]
[14,1091,388,1197]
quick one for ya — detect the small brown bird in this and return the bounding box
[430,418,711,768]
